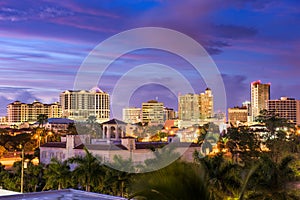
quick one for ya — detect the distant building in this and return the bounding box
[251,80,270,121]
[178,88,214,121]
[163,107,176,121]
[40,134,201,166]
[7,100,61,125]
[59,87,110,123]
[141,100,164,125]
[199,88,214,119]
[242,101,252,122]
[178,93,200,121]
[44,118,74,133]
[228,107,248,126]
[267,97,300,125]
[122,107,141,124]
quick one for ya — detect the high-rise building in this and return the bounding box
[163,107,176,121]
[7,100,61,125]
[178,93,200,121]
[141,100,164,125]
[178,88,214,121]
[251,80,270,121]
[122,107,141,124]
[228,106,248,126]
[199,88,214,119]
[59,87,110,123]
[267,97,300,125]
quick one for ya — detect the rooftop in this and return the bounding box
[47,118,74,124]
[0,189,125,200]
[101,118,127,125]
[40,142,66,148]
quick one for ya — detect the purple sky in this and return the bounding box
[0,0,300,117]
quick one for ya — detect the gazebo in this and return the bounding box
[101,119,127,142]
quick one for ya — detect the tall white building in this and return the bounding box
[251,80,270,121]
[122,107,141,124]
[60,87,110,123]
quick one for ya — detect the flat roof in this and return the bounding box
[0,189,125,200]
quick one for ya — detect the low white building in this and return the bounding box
[40,134,201,167]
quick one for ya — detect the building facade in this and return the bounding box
[141,100,164,124]
[7,101,61,125]
[199,88,214,119]
[122,107,141,124]
[178,93,200,121]
[228,107,248,126]
[267,97,300,125]
[60,88,110,123]
[178,88,214,121]
[251,80,270,121]
[163,107,176,121]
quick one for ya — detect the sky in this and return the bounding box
[0,0,300,118]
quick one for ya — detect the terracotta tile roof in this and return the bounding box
[74,144,128,151]
[40,142,66,148]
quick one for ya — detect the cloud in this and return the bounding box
[0,87,39,116]
[0,96,10,116]
[214,24,258,39]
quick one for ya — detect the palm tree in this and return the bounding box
[244,154,297,199]
[43,158,71,190]
[200,153,241,199]
[101,155,135,197]
[129,161,210,200]
[37,114,48,128]
[68,148,104,192]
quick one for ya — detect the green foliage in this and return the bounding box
[129,161,210,200]
[225,126,261,164]
[200,154,241,199]
[43,158,71,190]
[37,114,48,127]
[68,148,104,192]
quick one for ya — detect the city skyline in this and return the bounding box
[1,1,300,117]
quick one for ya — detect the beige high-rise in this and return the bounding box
[267,97,300,125]
[60,87,110,123]
[199,88,214,119]
[141,100,164,125]
[178,88,214,121]
[7,100,61,125]
[251,80,270,121]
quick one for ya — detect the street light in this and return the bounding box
[45,131,53,143]
[20,145,29,193]
[20,146,24,193]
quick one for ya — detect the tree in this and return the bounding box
[37,114,48,128]
[68,148,104,192]
[225,126,261,164]
[199,154,241,199]
[244,155,297,199]
[256,110,295,163]
[67,123,78,135]
[100,156,134,197]
[129,161,210,200]
[43,158,71,190]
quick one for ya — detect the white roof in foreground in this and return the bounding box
[0,189,20,197]
[0,189,126,200]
